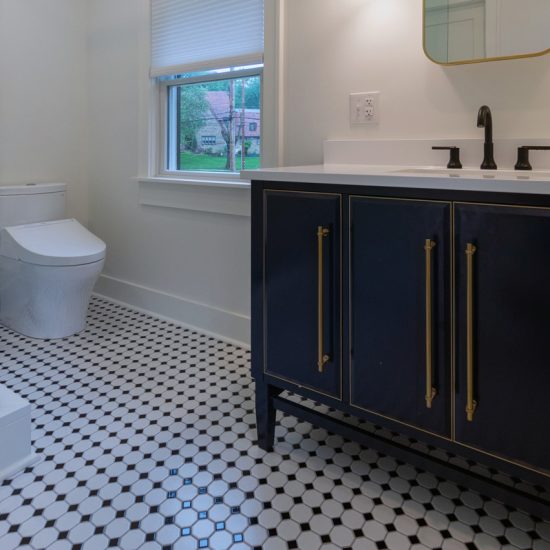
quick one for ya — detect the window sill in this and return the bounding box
[137,176,251,217]
[138,175,251,190]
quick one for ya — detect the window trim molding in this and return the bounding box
[151,170,248,185]
[261,0,285,169]
[137,176,250,190]
[137,177,251,218]
[158,67,263,88]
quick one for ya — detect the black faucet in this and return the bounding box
[477,105,497,170]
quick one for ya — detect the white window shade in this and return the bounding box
[151,0,264,78]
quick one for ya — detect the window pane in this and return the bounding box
[167,74,261,172]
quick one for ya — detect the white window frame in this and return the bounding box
[157,66,263,181]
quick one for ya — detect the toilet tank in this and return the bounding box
[0,183,66,229]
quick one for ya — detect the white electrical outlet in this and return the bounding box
[350,92,380,125]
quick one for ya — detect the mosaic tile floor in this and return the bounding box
[1,296,550,550]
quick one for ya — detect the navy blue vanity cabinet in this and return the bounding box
[263,190,341,398]
[455,204,550,473]
[253,180,550,518]
[350,198,452,437]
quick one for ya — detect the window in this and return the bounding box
[151,0,264,175]
[162,69,262,172]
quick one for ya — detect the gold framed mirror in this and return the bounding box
[423,0,550,65]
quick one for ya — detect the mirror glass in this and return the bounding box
[424,0,550,64]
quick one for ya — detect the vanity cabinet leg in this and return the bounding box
[255,381,281,452]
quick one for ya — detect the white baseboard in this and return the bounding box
[94,274,250,349]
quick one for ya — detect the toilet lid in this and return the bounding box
[0,219,106,266]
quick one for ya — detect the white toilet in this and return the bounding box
[0,183,106,339]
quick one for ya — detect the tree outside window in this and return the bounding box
[175,75,261,172]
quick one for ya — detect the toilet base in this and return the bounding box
[0,256,104,339]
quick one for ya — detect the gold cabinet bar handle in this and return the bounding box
[317,226,330,373]
[424,239,437,408]
[465,242,477,422]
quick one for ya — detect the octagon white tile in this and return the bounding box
[0,296,549,550]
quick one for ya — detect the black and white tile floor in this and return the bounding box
[1,296,549,550]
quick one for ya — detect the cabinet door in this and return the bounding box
[456,204,550,472]
[264,191,341,398]
[350,198,451,437]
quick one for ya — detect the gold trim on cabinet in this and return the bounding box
[347,198,550,477]
[317,226,331,373]
[424,239,437,408]
[451,204,456,442]
[348,196,453,442]
[455,200,550,211]
[454,201,550,478]
[465,242,477,422]
[262,189,343,402]
[261,192,550,478]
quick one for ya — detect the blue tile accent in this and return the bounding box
[169,469,178,476]
[181,527,191,536]
[215,522,225,531]
[198,539,208,548]
[198,487,207,494]
[183,501,192,509]
[184,478,193,485]
[198,511,208,519]
[231,506,240,514]
[214,496,223,504]
[233,533,244,543]
[167,491,176,498]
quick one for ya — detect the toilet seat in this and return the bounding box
[0,219,106,267]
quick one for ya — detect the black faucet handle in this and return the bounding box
[515,146,550,171]
[432,146,462,169]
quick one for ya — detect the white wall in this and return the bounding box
[87,1,251,345]
[281,0,550,166]
[0,0,88,223]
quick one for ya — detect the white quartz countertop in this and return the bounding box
[242,164,550,195]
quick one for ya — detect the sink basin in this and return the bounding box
[392,168,550,181]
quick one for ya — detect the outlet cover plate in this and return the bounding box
[350,92,380,125]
